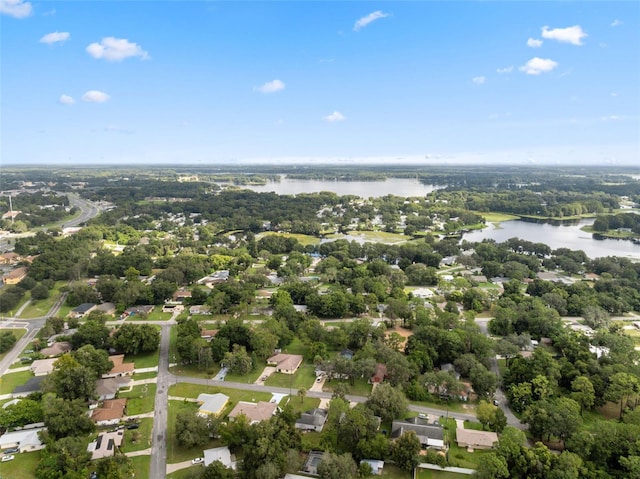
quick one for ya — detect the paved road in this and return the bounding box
[64,194,101,228]
[149,316,176,479]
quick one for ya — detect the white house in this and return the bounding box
[203,446,235,468]
[0,426,46,453]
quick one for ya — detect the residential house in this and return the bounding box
[267,353,303,374]
[295,408,328,433]
[162,303,184,313]
[39,341,72,357]
[228,401,277,424]
[120,305,154,319]
[455,428,498,450]
[2,266,28,285]
[197,393,229,417]
[172,289,192,302]
[391,418,445,450]
[440,363,461,380]
[189,305,211,315]
[95,377,131,401]
[91,398,127,426]
[411,288,434,299]
[370,364,387,384]
[102,355,134,378]
[0,426,46,453]
[87,430,124,460]
[68,303,97,319]
[200,328,218,341]
[30,358,58,376]
[96,302,117,316]
[203,446,235,468]
[361,459,384,475]
[0,252,20,265]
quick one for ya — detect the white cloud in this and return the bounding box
[610,19,622,27]
[519,57,558,75]
[81,90,110,103]
[497,66,513,74]
[527,38,543,48]
[0,0,32,18]
[59,94,75,105]
[39,31,70,44]
[472,76,486,85]
[611,92,618,97]
[323,111,346,122]
[255,79,286,94]
[353,11,389,31]
[541,25,587,45]
[86,37,149,61]
[601,115,626,121]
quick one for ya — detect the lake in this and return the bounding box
[463,218,640,260]
[240,177,443,197]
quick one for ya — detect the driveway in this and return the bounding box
[254,366,276,385]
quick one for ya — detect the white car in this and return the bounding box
[191,457,204,465]
[1,455,15,462]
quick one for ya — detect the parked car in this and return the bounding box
[126,423,139,430]
[192,457,204,465]
[1,455,15,462]
[3,447,19,454]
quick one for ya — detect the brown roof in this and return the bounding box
[106,355,135,375]
[92,399,127,423]
[267,353,303,371]
[456,428,498,448]
[3,266,28,280]
[0,252,20,261]
[201,329,218,338]
[39,341,72,357]
[228,401,277,423]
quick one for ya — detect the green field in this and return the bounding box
[120,383,157,415]
[0,450,41,479]
[124,346,160,369]
[265,364,316,390]
[19,281,67,318]
[256,231,321,246]
[167,467,203,479]
[0,370,33,395]
[479,212,520,223]
[323,377,372,397]
[417,469,470,479]
[121,418,153,453]
[169,383,272,404]
[129,454,151,479]
[133,371,158,380]
[224,366,263,384]
[280,395,320,415]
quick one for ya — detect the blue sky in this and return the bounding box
[1,1,638,165]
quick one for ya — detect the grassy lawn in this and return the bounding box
[19,281,67,318]
[417,469,470,479]
[0,370,33,395]
[441,417,490,469]
[137,307,173,321]
[224,367,263,384]
[479,212,520,223]
[129,455,151,479]
[55,303,74,319]
[121,418,153,453]
[281,395,320,415]
[265,364,316,390]
[377,464,413,478]
[463,420,484,431]
[120,383,157,415]
[167,400,222,464]
[323,377,372,397]
[167,467,203,479]
[125,347,160,369]
[0,328,26,362]
[0,450,41,479]
[281,337,309,357]
[256,232,321,246]
[169,383,272,403]
[133,371,158,380]
[169,364,221,380]
[408,397,474,415]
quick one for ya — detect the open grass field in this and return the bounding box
[323,377,372,397]
[224,366,263,384]
[0,370,32,395]
[256,232,321,246]
[121,418,153,453]
[0,328,26,362]
[129,455,151,479]
[169,383,273,404]
[135,307,173,321]
[120,383,157,415]
[479,212,520,223]
[133,371,157,380]
[19,281,68,318]
[282,395,321,415]
[169,363,220,379]
[0,450,41,479]
[167,467,202,479]
[281,337,309,357]
[265,364,316,390]
[125,347,160,369]
[417,469,470,479]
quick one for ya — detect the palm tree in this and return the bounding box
[298,387,307,404]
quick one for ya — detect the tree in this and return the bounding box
[175,409,210,448]
[202,461,237,479]
[470,364,498,399]
[31,283,50,300]
[391,431,421,471]
[36,436,91,479]
[223,344,253,375]
[110,323,160,355]
[570,376,595,415]
[366,384,408,423]
[0,398,44,428]
[298,387,307,404]
[605,372,639,418]
[72,344,113,377]
[336,404,380,456]
[474,453,509,479]
[43,355,97,401]
[95,455,134,479]
[317,452,359,479]
[477,400,498,430]
[71,319,110,350]
[42,394,95,439]
[0,331,17,353]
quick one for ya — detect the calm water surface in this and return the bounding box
[240,177,443,197]
[464,219,640,260]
